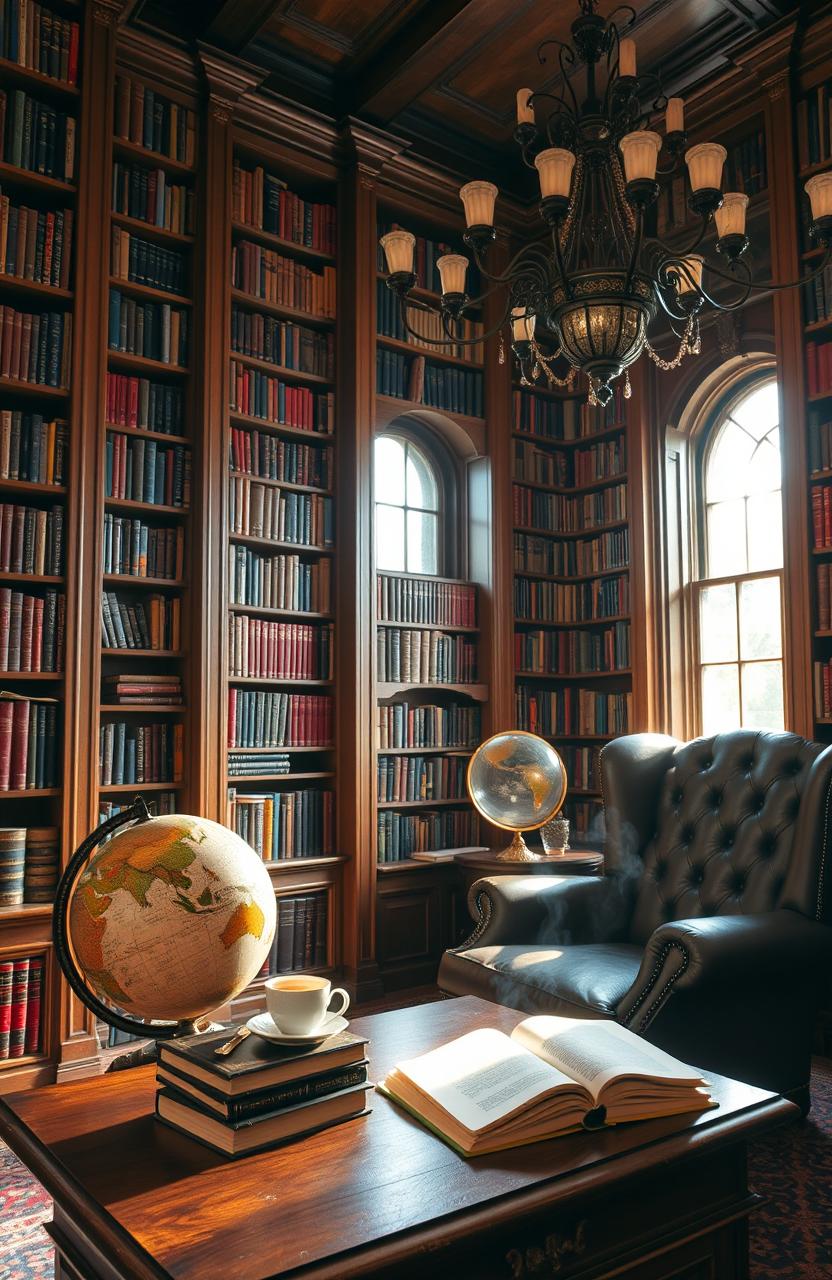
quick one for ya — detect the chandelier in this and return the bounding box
[379,0,832,406]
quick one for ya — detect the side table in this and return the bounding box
[454,848,603,897]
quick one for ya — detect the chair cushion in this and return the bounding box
[439,943,642,1019]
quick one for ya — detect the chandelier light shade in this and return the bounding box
[379,0,832,405]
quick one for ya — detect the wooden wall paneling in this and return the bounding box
[627,357,659,733]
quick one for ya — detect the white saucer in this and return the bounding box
[246,1011,349,1046]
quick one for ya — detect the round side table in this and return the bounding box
[454,849,603,898]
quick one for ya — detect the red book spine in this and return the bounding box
[9,957,30,1058]
[24,955,43,1055]
[0,960,13,1059]
[10,697,30,789]
[813,486,824,548]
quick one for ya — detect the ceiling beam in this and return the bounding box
[204,0,284,54]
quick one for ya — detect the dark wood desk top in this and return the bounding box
[0,995,794,1280]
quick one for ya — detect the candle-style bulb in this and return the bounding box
[516,88,535,126]
[619,38,637,78]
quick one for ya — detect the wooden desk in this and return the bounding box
[0,995,794,1280]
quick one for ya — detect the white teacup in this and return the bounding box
[265,974,350,1036]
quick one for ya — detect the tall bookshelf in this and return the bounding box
[511,380,633,843]
[0,0,83,1088]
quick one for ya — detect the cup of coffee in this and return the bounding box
[265,975,350,1036]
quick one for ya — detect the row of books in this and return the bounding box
[512,483,627,533]
[515,623,630,675]
[227,617,333,681]
[0,501,63,575]
[114,75,197,168]
[99,794,176,824]
[564,800,604,836]
[377,753,467,804]
[231,308,334,380]
[105,431,191,508]
[102,673,182,706]
[232,161,336,256]
[512,387,624,439]
[376,700,480,751]
[376,282,483,364]
[111,228,187,296]
[377,808,480,862]
[514,529,630,577]
[102,516,183,581]
[0,411,67,485]
[0,691,58,790]
[227,689,333,749]
[101,591,180,651]
[376,628,477,685]
[256,894,329,977]
[229,427,332,491]
[811,483,832,549]
[377,349,484,418]
[0,2,80,85]
[0,827,57,905]
[98,720,183,786]
[560,746,599,792]
[797,82,832,170]
[0,305,71,387]
[0,89,75,182]
[516,687,631,737]
[108,290,188,366]
[227,548,330,613]
[112,161,194,236]
[806,338,832,397]
[228,477,333,548]
[803,263,832,327]
[514,575,629,624]
[0,955,44,1060]
[232,244,336,320]
[227,787,334,861]
[0,194,72,289]
[0,587,64,671]
[227,750,289,779]
[229,360,334,434]
[105,372,184,435]
[512,440,627,489]
[376,574,476,628]
[654,128,766,236]
[814,658,832,719]
[817,561,832,632]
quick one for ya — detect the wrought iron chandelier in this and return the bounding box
[380,0,832,407]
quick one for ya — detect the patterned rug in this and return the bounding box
[1,1058,830,1279]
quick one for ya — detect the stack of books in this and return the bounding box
[155,1023,370,1158]
[102,673,182,705]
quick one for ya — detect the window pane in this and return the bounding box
[701,664,741,734]
[699,583,738,663]
[375,504,405,571]
[746,491,784,571]
[739,577,782,659]
[405,444,439,511]
[375,436,406,506]
[741,660,785,730]
[406,510,438,574]
[706,422,752,502]
[730,382,779,438]
[707,499,747,576]
[745,429,781,495]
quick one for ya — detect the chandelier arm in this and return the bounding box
[694,243,832,296]
[646,215,710,263]
[395,293,514,350]
[653,281,695,323]
[466,239,553,289]
[624,206,644,294]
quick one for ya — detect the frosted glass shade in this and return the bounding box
[685,142,727,192]
[666,97,684,134]
[516,88,534,125]
[806,172,832,222]
[436,253,468,296]
[715,192,749,239]
[511,308,536,344]
[677,254,704,294]
[459,181,498,228]
[535,148,576,199]
[619,131,662,183]
[380,230,415,275]
[619,38,636,77]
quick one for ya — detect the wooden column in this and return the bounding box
[628,355,659,732]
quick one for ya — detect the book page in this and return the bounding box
[511,1016,706,1100]
[391,1027,576,1133]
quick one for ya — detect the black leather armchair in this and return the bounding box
[439,731,832,1110]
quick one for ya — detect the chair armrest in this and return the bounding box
[618,909,832,1032]
[456,873,637,950]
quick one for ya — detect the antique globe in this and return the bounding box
[467,730,567,862]
[54,799,276,1040]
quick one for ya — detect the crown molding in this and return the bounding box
[197,44,266,121]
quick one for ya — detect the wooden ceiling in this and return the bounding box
[130,0,801,185]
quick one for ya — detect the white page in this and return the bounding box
[394,1027,574,1133]
[511,1016,706,1098]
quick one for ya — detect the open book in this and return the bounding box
[377,1015,714,1157]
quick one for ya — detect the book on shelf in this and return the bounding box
[0,305,71,387]
[514,574,629,624]
[377,808,480,863]
[108,288,188,365]
[232,241,336,319]
[229,359,334,433]
[232,159,336,255]
[378,1014,713,1158]
[98,720,183,786]
[376,627,477,684]
[0,500,63,574]
[0,89,75,181]
[105,430,190,508]
[0,825,59,905]
[513,527,630,576]
[797,80,832,170]
[814,658,832,718]
[231,307,334,379]
[112,160,195,236]
[226,750,290,778]
[110,227,187,295]
[227,790,334,861]
[256,892,329,970]
[410,846,488,862]
[0,411,68,485]
[514,622,631,676]
[102,514,184,579]
[228,550,331,612]
[512,437,626,488]
[376,699,481,750]
[0,3,80,86]
[0,193,73,290]
[513,385,625,439]
[1,586,64,671]
[114,75,197,168]
[101,590,180,650]
[0,689,58,789]
[228,475,333,547]
[803,261,832,327]
[811,483,832,550]
[227,616,333,681]
[376,574,476,627]
[0,825,24,904]
[515,686,631,737]
[228,688,333,749]
[0,953,44,1060]
[512,481,628,532]
[377,753,468,804]
[100,794,176,823]
[106,372,184,435]
[102,673,183,705]
[230,425,333,489]
[376,349,483,417]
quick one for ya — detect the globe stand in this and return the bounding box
[495,832,544,863]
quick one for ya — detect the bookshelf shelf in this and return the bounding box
[228,471,332,497]
[808,390,832,404]
[229,771,334,783]
[0,572,63,585]
[98,703,186,714]
[514,614,630,629]
[377,747,474,756]
[230,288,334,330]
[104,423,190,446]
[98,781,184,794]
[0,479,68,496]
[514,519,629,540]
[513,472,629,496]
[0,788,61,798]
[0,57,80,99]
[112,137,196,178]
[231,745,333,753]
[0,275,74,304]
[100,649,184,657]
[799,158,832,180]
[810,469,832,482]
[231,221,336,265]
[514,565,629,583]
[106,351,188,377]
[229,532,333,555]
[510,381,584,403]
[376,619,478,634]
[108,276,193,308]
[228,349,333,387]
[0,160,76,197]
[228,409,334,444]
[377,681,488,701]
[516,669,632,680]
[376,334,483,372]
[110,212,195,247]
[104,497,189,517]
[0,672,64,681]
[805,317,832,336]
[102,574,185,589]
[512,423,626,447]
[0,903,53,923]
[227,603,332,620]
[265,855,347,874]
[0,377,69,400]
[377,798,470,809]
[227,676,334,687]
[375,394,484,432]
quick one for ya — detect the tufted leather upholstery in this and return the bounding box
[439,730,832,1110]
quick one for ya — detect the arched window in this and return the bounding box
[374,434,442,574]
[695,378,785,733]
